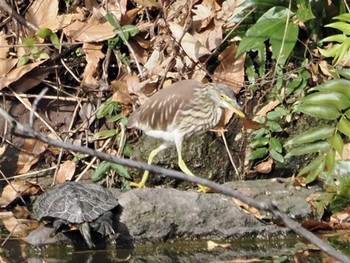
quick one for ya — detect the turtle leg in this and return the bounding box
[51,219,67,236]
[90,211,115,238]
[77,222,95,249]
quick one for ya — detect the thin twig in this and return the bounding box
[0,0,38,32]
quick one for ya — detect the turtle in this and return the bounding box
[33,181,119,248]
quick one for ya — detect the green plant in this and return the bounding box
[284,79,350,215]
[318,13,350,65]
[92,98,131,187]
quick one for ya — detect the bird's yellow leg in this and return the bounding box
[129,143,170,188]
[176,142,208,193]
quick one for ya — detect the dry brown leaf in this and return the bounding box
[192,3,213,29]
[253,158,273,174]
[0,181,40,206]
[335,142,350,160]
[232,197,266,220]
[134,0,161,8]
[254,100,281,119]
[318,60,340,79]
[17,138,47,174]
[25,0,72,30]
[207,240,231,251]
[2,214,39,238]
[0,31,9,59]
[55,160,76,184]
[128,39,149,65]
[169,22,210,62]
[301,220,332,231]
[194,23,223,51]
[82,42,105,87]
[0,60,47,90]
[111,79,132,105]
[213,44,245,94]
[121,8,142,25]
[242,118,266,130]
[64,13,115,42]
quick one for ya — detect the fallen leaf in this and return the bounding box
[0,181,40,206]
[55,160,76,184]
[169,22,211,62]
[213,44,245,93]
[207,240,231,251]
[81,42,105,88]
[254,100,281,119]
[0,60,47,90]
[301,220,332,231]
[232,197,266,220]
[17,138,47,174]
[111,79,132,105]
[242,118,266,130]
[25,0,72,31]
[1,212,38,238]
[253,158,273,174]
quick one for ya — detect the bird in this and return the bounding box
[127,80,246,190]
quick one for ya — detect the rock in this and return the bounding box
[116,178,318,244]
[28,178,319,247]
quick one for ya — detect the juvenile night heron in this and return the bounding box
[127,80,246,190]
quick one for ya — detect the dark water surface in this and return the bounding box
[2,236,306,263]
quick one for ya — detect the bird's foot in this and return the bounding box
[196,184,208,193]
[129,181,146,188]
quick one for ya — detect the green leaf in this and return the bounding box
[37,51,50,60]
[237,6,294,57]
[248,147,269,160]
[267,107,289,120]
[295,1,315,23]
[50,33,60,49]
[285,124,335,146]
[318,44,342,58]
[92,161,111,181]
[285,141,331,158]
[94,129,117,139]
[326,21,350,35]
[17,55,30,67]
[309,79,350,98]
[337,116,350,138]
[256,43,266,77]
[249,137,269,148]
[269,137,282,153]
[110,163,130,179]
[300,91,350,110]
[325,150,336,172]
[23,38,38,47]
[270,149,284,163]
[108,113,122,123]
[333,13,350,23]
[329,133,344,156]
[345,108,350,119]
[266,120,282,132]
[298,155,325,177]
[270,22,298,65]
[121,24,139,38]
[304,162,325,184]
[336,68,350,80]
[321,34,348,43]
[295,104,341,120]
[36,28,53,38]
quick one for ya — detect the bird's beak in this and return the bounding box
[222,95,246,118]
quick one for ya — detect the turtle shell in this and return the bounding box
[33,182,119,224]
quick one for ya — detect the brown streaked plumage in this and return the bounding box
[127,80,245,190]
